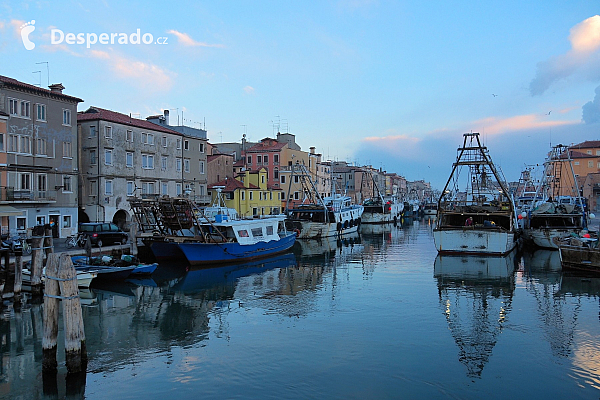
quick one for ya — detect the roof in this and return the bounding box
[0,75,83,103]
[208,178,258,191]
[0,110,8,117]
[565,150,596,159]
[207,153,233,163]
[246,138,287,152]
[77,107,182,135]
[570,140,600,149]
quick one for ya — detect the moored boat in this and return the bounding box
[555,235,600,274]
[523,145,587,249]
[433,132,519,255]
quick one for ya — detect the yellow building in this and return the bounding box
[208,168,284,217]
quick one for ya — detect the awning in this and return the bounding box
[0,205,24,217]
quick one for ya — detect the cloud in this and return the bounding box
[89,50,175,91]
[243,86,255,94]
[9,19,25,37]
[166,30,224,48]
[472,114,574,135]
[582,85,600,124]
[530,15,600,95]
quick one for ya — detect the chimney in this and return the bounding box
[164,109,170,126]
[48,83,65,94]
[310,146,315,154]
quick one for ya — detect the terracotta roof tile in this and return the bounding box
[570,140,600,149]
[208,178,259,191]
[246,139,287,152]
[0,75,83,103]
[77,106,182,135]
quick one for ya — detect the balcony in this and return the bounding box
[1,187,57,203]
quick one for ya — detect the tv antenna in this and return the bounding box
[32,70,41,86]
[36,61,49,87]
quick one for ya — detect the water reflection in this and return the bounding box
[434,251,517,378]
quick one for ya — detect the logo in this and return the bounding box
[20,20,36,50]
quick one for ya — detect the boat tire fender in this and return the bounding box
[337,222,342,231]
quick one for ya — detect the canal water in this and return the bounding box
[1,218,599,399]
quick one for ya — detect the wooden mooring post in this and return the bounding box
[30,225,46,296]
[42,253,87,374]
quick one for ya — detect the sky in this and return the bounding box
[1,1,600,189]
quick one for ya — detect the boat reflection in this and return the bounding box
[520,249,562,285]
[434,252,517,378]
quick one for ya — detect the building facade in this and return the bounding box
[0,76,82,238]
[77,106,184,228]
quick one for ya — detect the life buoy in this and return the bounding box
[293,228,301,237]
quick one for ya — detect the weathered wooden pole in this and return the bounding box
[129,223,138,256]
[30,225,46,296]
[58,254,87,373]
[42,253,60,373]
[44,225,54,258]
[13,251,23,308]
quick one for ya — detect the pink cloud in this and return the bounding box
[167,29,224,48]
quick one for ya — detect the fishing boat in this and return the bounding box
[22,266,97,288]
[130,197,296,265]
[284,164,364,239]
[358,169,402,224]
[71,255,157,281]
[422,202,438,216]
[433,132,519,255]
[523,145,587,249]
[554,235,600,274]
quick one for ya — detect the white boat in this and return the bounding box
[422,202,438,216]
[522,145,587,249]
[284,164,364,239]
[433,132,519,255]
[22,267,97,288]
[361,196,403,224]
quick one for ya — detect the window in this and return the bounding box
[247,155,252,164]
[20,136,32,154]
[587,150,592,155]
[142,154,154,169]
[184,159,190,173]
[63,215,72,228]
[176,158,182,172]
[161,156,167,170]
[17,217,26,231]
[241,191,245,200]
[162,136,167,147]
[252,207,258,216]
[184,140,189,150]
[63,109,71,126]
[36,104,46,121]
[126,152,134,167]
[274,168,279,180]
[257,155,262,164]
[176,138,182,150]
[89,180,97,196]
[251,228,263,237]
[161,182,168,196]
[199,143,204,153]
[127,181,134,196]
[62,141,72,158]
[259,192,263,200]
[0,133,4,152]
[176,183,182,196]
[261,175,265,184]
[588,160,594,168]
[274,154,279,164]
[142,133,154,145]
[126,130,133,142]
[238,230,249,237]
[90,149,97,165]
[199,161,205,174]
[19,172,31,190]
[105,126,113,139]
[20,100,30,118]
[36,138,47,156]
[105,179,113,195]
[90,126,97,137]
[266,226,274,235]
[294,191,300,200]
[37,174,47,192]
[597,150,600,156]
[142,182,155,195]
[63,176,72,192]
[9,99,18,116]
[263,155,268,164]
[105,149,113,165]
[250,192,253,200]
[280,175,286,184]
[294,176,299,183]
[575,161,580,165]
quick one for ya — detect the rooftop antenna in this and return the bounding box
[36,61,49,87]
[32,70,41,86]
[241,124,247,138]
[219,131,223,142]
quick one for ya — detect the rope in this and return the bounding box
[44,293,80,300]
[45,275,78,282]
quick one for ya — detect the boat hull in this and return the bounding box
[176,233,296,266]
[361,204,402,224]
[148,240,187,262]
[433,228,517,255]
[294,221,360,239]
[523,227,583,249]
[558,243,600,274]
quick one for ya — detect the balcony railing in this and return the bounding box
[1,187,58,202]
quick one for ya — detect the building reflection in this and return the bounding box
[434,251,517,378]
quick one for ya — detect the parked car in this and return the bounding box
[78,222,128,247]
